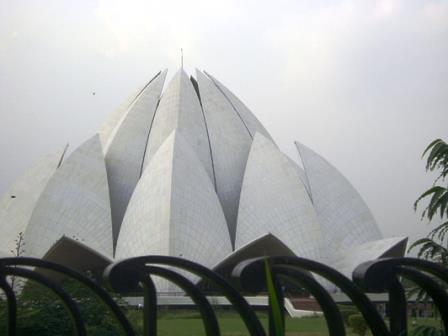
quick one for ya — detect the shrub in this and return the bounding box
[338,305,357,324]
[0,277,126,336]
[348,313,368,336]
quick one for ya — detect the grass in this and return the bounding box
[125,309,444,336]
[126,309,329,336]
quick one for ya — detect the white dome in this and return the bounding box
[0,68,406,287]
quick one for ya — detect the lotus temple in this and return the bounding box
[0,68,407,292]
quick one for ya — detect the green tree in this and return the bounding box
[409,138,448,262]
[348,314,368,336]
[0,276,127,336]
[407,139,448,336]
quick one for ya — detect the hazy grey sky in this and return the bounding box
[0,0,447,246]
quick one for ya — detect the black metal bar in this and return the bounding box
[353,257,448,291]
[104,256,266,336]
[144,266,221,336]
[0,257,135,335]
[354,257,448,335]
[0,276,17,336]
[397,267,448,333]
[353,258,448,330]
[2,267,86,336]
[142,276,157,336]
[233,256,389,336]
[388,279,407,336]
[2,255,448,336]
[273,266,346,336]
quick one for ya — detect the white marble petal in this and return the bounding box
[196,70,253,246]
[0,149,63,256]
[236,133,324,261]
[205,72,273,141]
[296,141,382,256]
[105,70,167,243]
[24,135,113,259]
[98,85,144,153]
[116,130,232,291]
[142,69,213,181]
[330,236,408,280]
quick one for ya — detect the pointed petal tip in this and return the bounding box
[294,140,308,150]
[195,68,205,76]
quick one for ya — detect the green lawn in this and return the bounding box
[1,301,443,335]
[125,309,443,336]
[127,310,330,336]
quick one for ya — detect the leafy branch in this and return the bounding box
[265,259,284,336]
[408,138,448,335]
[409,138,448,260]
[9,231,25,292]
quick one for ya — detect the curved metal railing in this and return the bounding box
[0,257,134,336]
[0,256,446,335]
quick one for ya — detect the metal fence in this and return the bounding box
[0,255,447,335]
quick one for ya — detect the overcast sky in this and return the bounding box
[0,0,447,247]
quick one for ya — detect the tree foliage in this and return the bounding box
[409,138,448,263]
[337,305,358,325]
[412,325,445,336]
[407,139,448,336]
[0,276,125,336]
[348,314,368,336]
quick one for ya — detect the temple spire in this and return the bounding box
[181,48,183,68]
